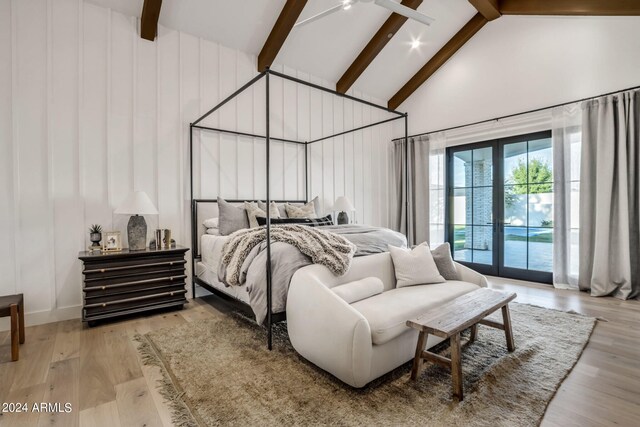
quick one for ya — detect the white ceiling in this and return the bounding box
[85,0,478,101]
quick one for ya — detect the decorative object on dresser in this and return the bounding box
[88,224,103,251]
[114,191,159,251]
[406,288,517,401]
[154,228,172,249]
[102,230,123,252]
[333,196,355,225]
[0,294,25,361]
[78,246,189,326]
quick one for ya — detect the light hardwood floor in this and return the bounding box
[0,279,638,427]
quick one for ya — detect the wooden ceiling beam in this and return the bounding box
[469,0,501,21]
[388,13,487,110]
[140,0,162,41]
[258,0,308,72]
[499,0,640,16]
[336,0,423,94]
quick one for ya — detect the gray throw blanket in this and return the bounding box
[218,224,405,325]
[220,225,357,286]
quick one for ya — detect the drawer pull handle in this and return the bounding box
[101,269,105,273]
[102,303,106,307]
[102,286,106,290]
[170,292,174,296]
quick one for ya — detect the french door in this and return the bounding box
[445,131,553,283]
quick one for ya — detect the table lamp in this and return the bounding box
[114,191,159,251]
[334,196,355,225]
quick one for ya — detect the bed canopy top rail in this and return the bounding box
[189,68,409,350]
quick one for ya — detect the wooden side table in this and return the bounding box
[406,288,517,401]
[0,294,25,361]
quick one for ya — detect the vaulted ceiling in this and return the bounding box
[85,0,477,101]
[87,0,640,109]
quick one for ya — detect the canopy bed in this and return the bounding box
[189,68,409,349]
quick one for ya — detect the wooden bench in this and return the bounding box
[0,294,25,361]
[406,288,516,401]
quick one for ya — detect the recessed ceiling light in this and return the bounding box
[342,0,352,10]
[411,39,421,49]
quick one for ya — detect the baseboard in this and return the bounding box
[0,305,82,332]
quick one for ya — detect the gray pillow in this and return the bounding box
[258,201,287,218]
[286,200,318,218]
[217,197,249,235]
[431,243,460,280]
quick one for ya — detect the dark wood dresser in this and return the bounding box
[78,246,189,326]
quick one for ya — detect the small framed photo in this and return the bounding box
[102,231,122,252]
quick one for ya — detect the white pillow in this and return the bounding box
[388,242,445,288]
[206,228,220,236]
[203,217,219,229]
[332,277,384,304]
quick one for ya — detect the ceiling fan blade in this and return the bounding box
[374,0,435,26]
[294,4,344,27]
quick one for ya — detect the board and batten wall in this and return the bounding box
[0,0,393,328]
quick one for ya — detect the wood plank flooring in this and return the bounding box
[0,279,638,427]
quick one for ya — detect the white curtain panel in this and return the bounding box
[579,90,640,300]
[551,105,582,289]
[427,133,447,246]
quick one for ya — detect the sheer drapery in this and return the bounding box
[552,105,582,289]
[579,90,640,300]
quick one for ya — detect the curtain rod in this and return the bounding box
[392,83,640,141]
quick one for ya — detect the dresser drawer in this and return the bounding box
[83,258,186,281]
[84,289,187,318]
[83,274,187,295]
[84,283,187,305]
[84,267,186,287]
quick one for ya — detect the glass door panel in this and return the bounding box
[499,133,553,282]
[448,145,496,275]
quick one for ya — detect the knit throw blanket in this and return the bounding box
[221,225,357,286]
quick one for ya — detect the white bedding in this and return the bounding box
[200,234,229,269]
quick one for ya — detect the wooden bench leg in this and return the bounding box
[469,324,478,342]
[450,332,463,401]
[502,304,515,352]
[411,331,428,380]
[18,297,25,344]
[10,304,19,361]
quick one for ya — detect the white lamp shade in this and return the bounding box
[334,196,355,212]
[114,191,159,215]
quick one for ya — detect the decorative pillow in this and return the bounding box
[256,214,333,227]
[388,242,445,288]
[258,201,288,218]
[286,200,318,218]
[244,201,280,228]
[206,228,220,236]
[431,242,460,280]
[203,217,219,229]
[217,197,249,235]
[332,277,384,304]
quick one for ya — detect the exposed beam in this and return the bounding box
[336,0,423,94]
[499,0,640,16]
[258,0,308,72]
[469,0,501,20]
[388,13,488,110]
[140,0,162,41]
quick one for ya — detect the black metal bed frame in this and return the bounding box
[190,68,409,349]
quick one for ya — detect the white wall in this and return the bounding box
[397,16,640,136]
[0,0,392,328]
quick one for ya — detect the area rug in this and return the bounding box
[136,303,596,427]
